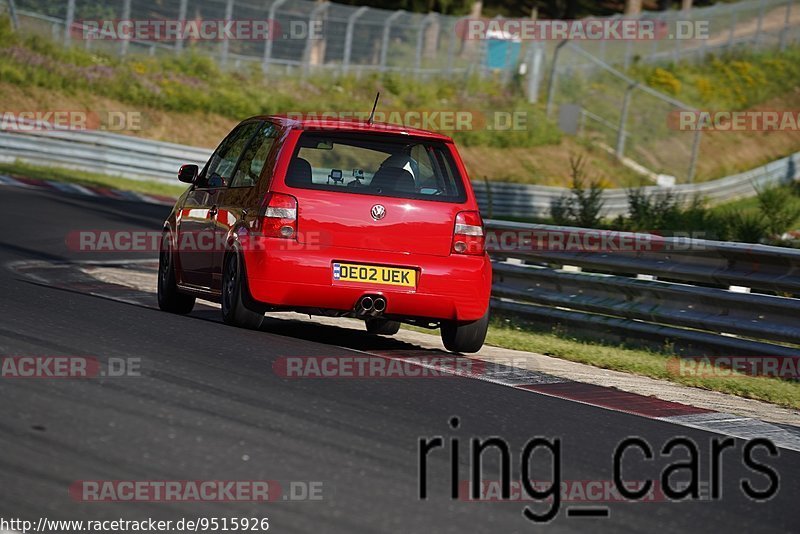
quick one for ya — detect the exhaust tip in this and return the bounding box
[360,296,374,312]
[373,297,386,313]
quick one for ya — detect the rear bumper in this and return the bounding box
[241,238,491,322]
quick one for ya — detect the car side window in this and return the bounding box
[230,123,278,188]
[198,122,261,189]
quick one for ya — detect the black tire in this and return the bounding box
[221,251,264,330]
[365,318,401,335]
[441,309,489,353]
[158,233,195,314]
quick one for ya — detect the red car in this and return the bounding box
[158,115,491,353]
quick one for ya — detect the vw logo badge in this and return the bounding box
[371,204,386,221]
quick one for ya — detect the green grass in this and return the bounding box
[0,16,560,150]
[556,46,800,181]
[0,161,186,197]
[712,185,800,220]
[406,319,800,409]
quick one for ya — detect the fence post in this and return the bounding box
[545,40,568,119]
[688,128,701,183]
[380,10,404,71]
[220,0,235,67]
[120,0,131,57]
[175,0,188,54]
[780,0,794,51]
[6,0,18,30]
[727,7,738,50]
[754,0,766,47]
[527,42,544,103]
[343,6,368,74]
[596,33,606,63]
[697,15,708,59]
[623,39,633,70]
[302,1,329,75]
[64,0,75,44]
[616,82,638,159]
[445,17,464,74]
[415,13,437,75]
[262,0,288,72]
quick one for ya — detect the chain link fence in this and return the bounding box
[4,0,797,82]
[2,0,798,186]
[545,0,799,184]
[2,0,507,76]
[549,0,798,76]
[547,42,702,184]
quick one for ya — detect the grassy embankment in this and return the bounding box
[1,16,799,187]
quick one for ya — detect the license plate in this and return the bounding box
[332,262,416,288]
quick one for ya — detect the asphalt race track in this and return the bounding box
[0,186,798,533]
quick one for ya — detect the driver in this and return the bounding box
[377,153,419,183]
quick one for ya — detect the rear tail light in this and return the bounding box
[260,192,298,239]
[452,211,485,255]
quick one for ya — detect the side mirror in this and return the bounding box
[178,164,199,184]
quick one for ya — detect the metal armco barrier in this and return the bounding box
[486,220,800,359]
[1,126,798,218]
[472,152,800,219]
[0,126,212,183]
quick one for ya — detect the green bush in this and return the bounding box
[611,183,800,244]
[550,155,605,227]
[726,211,769,243]
[755,184,800,237]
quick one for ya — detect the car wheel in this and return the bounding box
[221,251,264,330]
[365,318,401,335]
[440,309,489,353]
[157,233,195,314]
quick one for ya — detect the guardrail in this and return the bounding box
[0,126,212,183]
[1,126,798,219]
[473,152,800,219]
[486,220,800,360]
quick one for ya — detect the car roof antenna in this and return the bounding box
[367,92,380,126]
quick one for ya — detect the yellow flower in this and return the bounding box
[695,77,714,102]
[647,68,681,96]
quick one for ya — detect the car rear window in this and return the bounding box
[284,132,467,203]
